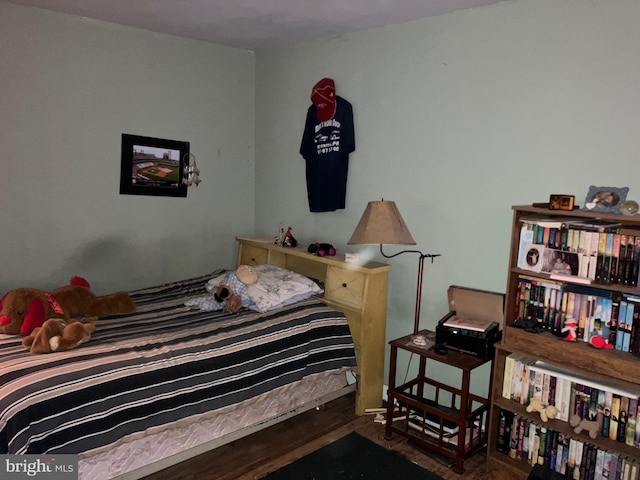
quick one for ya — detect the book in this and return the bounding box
[509,413,519,459]
[574,383,585,420]
[611,394,621,441]
[632,237,640,287]
[589,230,600,280]
[496,409,509,453]
[605,232,615,284]
[626,297,640,355]
[624,235,635,286]
[522,418,531,463]
[626,397,637,446]
[581,385,592,420]
[604,450,612,480]
[498,408,515,453]
[596,389,606,433]
[617,235,628,285]
[586,444,597,480]
[596,232,608,284]
[611,233,621,284]
[603,390,613,438]
[610,451,619,480]
[518,226,536,268]
[537,426,546,465]
[567,437,577,473]
[502,353,519,399]
[547,428,556,469]
[609,295,621,346]
[516,416,526,460]
[623,458,631,480]
[635,399,640,448]
[618,396,630,443]
[616,300,628,351]
[554,376,572,422]
[530,424,541,466]
[578,440,588,479]
[531,361,640,399]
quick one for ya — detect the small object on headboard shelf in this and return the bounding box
[308,242,336,257]
[276,225,297,247]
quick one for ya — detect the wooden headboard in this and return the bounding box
[236,236,391,415]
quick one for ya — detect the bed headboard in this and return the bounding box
[236,236,391,415]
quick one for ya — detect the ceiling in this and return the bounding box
[3,0,506,50]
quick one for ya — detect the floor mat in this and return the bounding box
[262,431,444,480]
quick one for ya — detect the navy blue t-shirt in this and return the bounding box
[299,96,355,212]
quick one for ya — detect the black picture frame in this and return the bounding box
[120,134,190,197]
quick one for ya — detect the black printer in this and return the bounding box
[435,285,505,359]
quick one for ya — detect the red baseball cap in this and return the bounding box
[311,78,336,122]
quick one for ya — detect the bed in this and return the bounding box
[0,237,390,479]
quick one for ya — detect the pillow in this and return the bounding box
[246,264,323,313]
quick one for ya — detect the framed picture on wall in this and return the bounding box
[120,134,190,197]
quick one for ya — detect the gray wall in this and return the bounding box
[254,0,640,385]
[0,3,256,294]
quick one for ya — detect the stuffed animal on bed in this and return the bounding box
[22,317,96,354]
[0,276,136,336]
[186,265,258,313]
[213,265,258,313]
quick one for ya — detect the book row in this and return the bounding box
[503,354,640,444]
[497,408,640,480]
[517,216,640,287]
[513,275,640,354]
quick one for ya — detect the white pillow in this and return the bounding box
[246,264,323,313]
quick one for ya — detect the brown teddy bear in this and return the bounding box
[22,318,97,354]
[526,398,559,422]
[569,414,599,439]
[214,285,243,313]
[0,276,136,336]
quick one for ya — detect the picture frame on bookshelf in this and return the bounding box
[518,244,544,272]
[583,186,629,214]
[517,244,580,276]
[549,194,575,211]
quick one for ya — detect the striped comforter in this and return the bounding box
[0,275,356,455]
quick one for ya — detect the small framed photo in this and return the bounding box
[583,186,629,214]
[120,134,190,197]
[549,194,575,211]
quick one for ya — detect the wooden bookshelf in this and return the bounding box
[486,205,640,480]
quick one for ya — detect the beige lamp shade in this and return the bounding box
[348,200,416,245]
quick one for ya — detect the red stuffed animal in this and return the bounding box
[0,276,136,336]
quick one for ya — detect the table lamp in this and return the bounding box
[348,200,440,338]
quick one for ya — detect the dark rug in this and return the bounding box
[262,431,444,480]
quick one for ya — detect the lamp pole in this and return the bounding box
[379,245,440,336]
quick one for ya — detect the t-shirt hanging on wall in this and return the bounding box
[299,96,355,212]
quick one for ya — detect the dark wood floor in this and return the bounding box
[143,392,492,480]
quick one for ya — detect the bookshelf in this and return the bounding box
[486,205,640,480]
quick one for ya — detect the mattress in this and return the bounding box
[0,274,357,476]
[79,369,353,479]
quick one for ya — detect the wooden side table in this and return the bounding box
[384,330,492,474]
